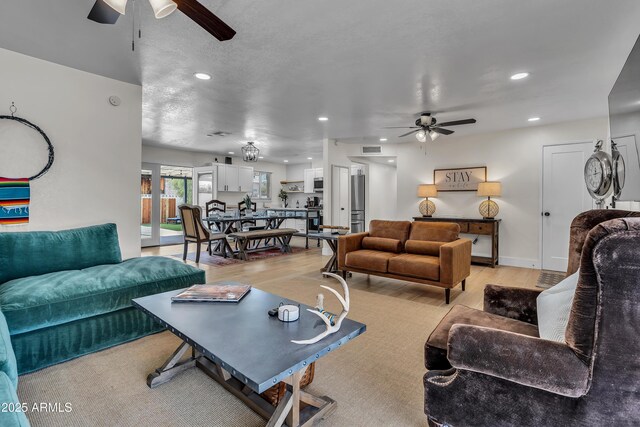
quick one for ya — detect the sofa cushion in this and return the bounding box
[405,240,444,257]
[388,254,440,281]
[0,372,29,427]
[425,304,540,370]
[0,224,122,284]
[537,271,579,343]
[0,256,205,335]
[361,237,402,253]
[345,250,398,273]
[0,311,17,389]
[409,222,459,242]
[369,220,411,244]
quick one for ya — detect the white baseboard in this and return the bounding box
[498,256,540,269]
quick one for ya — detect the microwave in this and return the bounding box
[313,178,323,192]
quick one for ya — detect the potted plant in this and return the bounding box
[278,189,288,208]
[243,194,253,217]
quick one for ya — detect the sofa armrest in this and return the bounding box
[448,324,589,398]
[484,284,542,325]
[338,232,369,269]
[439,238,472,285]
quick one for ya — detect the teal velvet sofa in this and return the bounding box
[0,223,205,426]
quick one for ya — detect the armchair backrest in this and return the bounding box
[565,217,640,385]
[179,204,209,240]
[566,209,640,276]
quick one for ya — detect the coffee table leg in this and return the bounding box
[147,342,196,388]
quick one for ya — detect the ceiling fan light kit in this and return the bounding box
[385,113,477,147]
[416,129,428,142]
[148,0,178,19]
[104,0,128,15]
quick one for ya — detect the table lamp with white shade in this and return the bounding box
[417,184,438,217]
[477,181,502,219]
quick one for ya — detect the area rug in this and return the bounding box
[536,270,566,289]
[171,247,308,267]
[17,270,446,427]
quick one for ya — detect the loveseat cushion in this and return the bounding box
[388,254,440,281]
[361,236,402,253]
[409,222,459,242]
[0,256,205,335]
[369,220,411,244]
[0,372,29,427]
[405,240,444,257]
[425,304,539,370]
[345,250,397,273]
[0,224,122,284]
[0,311,17,389]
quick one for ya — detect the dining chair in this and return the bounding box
[179,204,232,263]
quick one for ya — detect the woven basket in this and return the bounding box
[260,362,316,406]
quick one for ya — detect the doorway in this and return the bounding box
[541,142,594,271]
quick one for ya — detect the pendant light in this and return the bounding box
[104,0,128,14]
[148,0,177,18]
[242,142,260,162]
[429,131,440,141]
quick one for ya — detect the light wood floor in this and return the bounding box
[142,237,541,308]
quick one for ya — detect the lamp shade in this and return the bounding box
[417,184,438,198]
[104,0,128,14]
[148,0,177,18]
[415,130,428,143]
[477,181,502,197]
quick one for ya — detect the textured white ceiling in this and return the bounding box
[2,0,640,163]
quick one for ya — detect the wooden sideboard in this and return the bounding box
[413,217,501,267]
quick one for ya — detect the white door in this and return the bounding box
[193,166,217,208]
[332,166,350,228]
[238,166,254,193]
[542,142,594,271]
[141,163,161,247]
[304,168,315,193]
[216,165,227,192]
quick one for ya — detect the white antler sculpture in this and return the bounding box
[291,272,350,345]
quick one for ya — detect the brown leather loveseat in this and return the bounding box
[338,220,472,303]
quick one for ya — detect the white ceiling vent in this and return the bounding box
[361,145,382,155]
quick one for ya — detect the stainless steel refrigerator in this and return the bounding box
[351,174,365,233]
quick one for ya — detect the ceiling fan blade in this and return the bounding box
[175,0,236,41]
[399,129,420,138]
[87,0,120,24]
[383,126,421,129]
[432,127,454,135]
[436,119,476,127]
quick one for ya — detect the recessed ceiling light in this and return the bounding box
[258,156,264,159]
[528,117,540,122]
[380,138,388,142]
[228,151,235,154]
[284,160,289,163]
[388,159,395,163]
[510,72,529,80]
[194,72,212,80]
[318,117,329,122]
[307,157,313,160]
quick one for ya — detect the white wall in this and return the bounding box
[141,144,287,208]
[367,162,398,222]
[0,48,142,259]
[396,117,609,268]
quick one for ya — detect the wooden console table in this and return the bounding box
[413,217,501,267]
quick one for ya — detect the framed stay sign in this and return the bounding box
[434,167,487,192]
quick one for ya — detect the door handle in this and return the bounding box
[543,212,550,217]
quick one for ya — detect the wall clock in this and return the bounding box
[611,140,626,199]
[584,140,612,202]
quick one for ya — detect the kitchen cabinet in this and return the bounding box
[304,168,324,193]
[217,164,253,192]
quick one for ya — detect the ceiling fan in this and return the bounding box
[87,0,236,42]
[384,113,476,142]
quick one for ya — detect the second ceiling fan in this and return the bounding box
[88,0,236,42]
[385,113,476,142]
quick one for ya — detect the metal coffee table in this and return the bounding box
[133,283,366,427]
